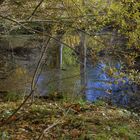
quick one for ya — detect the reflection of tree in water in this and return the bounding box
[0,34,139,110]
[0,64,30,91]
[85,61,139,107]
[0,53,15,79]
[0,48,31,92]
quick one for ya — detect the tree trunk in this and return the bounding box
[79,32,87,92]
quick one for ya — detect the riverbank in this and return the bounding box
[0,99,140,140]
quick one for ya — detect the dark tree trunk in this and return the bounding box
[79,32,87,92]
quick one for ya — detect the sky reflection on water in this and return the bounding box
[37,61,137,106]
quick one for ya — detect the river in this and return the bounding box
[0,35,139,110]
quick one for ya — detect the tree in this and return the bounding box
[0,0,139,85]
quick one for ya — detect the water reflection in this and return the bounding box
[86,63,112,101]
[86,62,137,106]
[37,67,80,96]
[0,35,139,108]
[36,60,138,107]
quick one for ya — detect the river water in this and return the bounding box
[0,35,139,109]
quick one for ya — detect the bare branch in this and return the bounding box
[28,0,44,20]
[0,36,51,127]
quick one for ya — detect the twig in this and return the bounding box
[37,120,60,140]
[37,107,70,140]
[0,15,107,53]
[0,15,111,67]
[0,37,51,127]
[28,0,44,20]
[0,90,34,126]
[31,37,50,101]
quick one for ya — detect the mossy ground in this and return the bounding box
[0,99,140,140]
